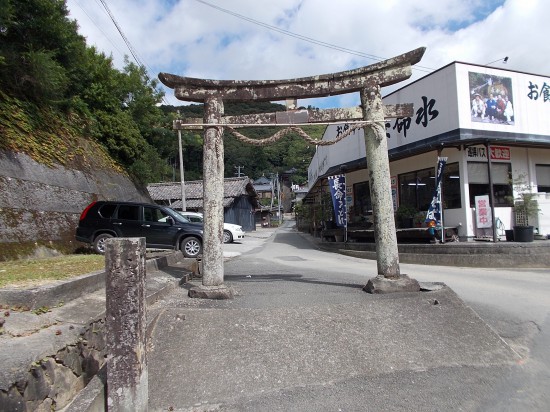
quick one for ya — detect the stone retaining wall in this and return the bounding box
[0,319,107,411]
[0,150,150,260]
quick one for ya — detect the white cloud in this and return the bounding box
[66,0,550,107]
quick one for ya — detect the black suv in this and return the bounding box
[75,201,203,258]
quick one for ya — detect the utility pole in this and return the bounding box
[270,173,275,209]
[277,173,282,225]
[235,165,245,177]
[173,113,186,211]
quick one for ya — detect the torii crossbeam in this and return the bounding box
[159,47,426,297]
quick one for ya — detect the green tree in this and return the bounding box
[0,0,87,104]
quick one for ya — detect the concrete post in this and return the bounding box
[361,85,420,293]
[189,96,233,299]
[177,128,187,211]
[104,237,148,411]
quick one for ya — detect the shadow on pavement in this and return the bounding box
[224,273,366,290]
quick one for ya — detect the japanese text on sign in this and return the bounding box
[527,81,550,102]
[328,175,347,228]
[385,96,439,138]
[475,195,492,229]
[467,145,511,161]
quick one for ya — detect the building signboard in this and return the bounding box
[383,63,550,150]
[466,145,511,161]
[475,195,492,229]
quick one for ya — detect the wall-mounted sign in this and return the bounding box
[466,145,511,161]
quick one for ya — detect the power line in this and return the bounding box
[76,0,178,106]
[98,0,146,69]
[73,0,127,58]
[96,0,171,106]
[193,0,434,74]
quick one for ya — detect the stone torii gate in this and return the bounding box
[159,47,426,297]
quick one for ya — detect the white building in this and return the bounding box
[306,61,550,240]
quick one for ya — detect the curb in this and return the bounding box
[313,238,550,268]
[0,251,188,309]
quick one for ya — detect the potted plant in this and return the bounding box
[320,191,336,229]
[510,175,540,242]
[395,204,418,228]
[414,211,427,228]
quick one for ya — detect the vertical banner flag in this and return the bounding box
[328,174,347,228]
[425,157,447,225]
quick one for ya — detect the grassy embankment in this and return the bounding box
[0,254,105,288]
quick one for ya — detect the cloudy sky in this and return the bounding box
[65,0,548,108]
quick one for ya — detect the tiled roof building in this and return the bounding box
[147,177,259,210]
[147,177,259,231]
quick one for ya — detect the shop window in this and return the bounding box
[536,164,550,192]
[467,162,512,207]
[351,181,372,225]
[398,167,436,211]
[441,162,461,209]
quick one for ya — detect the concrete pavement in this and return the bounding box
[147,284,519,411]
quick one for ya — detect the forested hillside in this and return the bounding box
[0,0,321,186]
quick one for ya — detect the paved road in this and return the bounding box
[226,220,550,411]
[147,220,550,411]
[404,258,550,411]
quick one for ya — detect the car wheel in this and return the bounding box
[181,236,202,258]
[93,233,113,254]
[223,230,233,244]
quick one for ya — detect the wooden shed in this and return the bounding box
[147,177,259,231]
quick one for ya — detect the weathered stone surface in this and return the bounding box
[159,47,425,102]
[187,104,414,126]
[81,345,103,379]
[32,397,53,412]
[361,85,402,278]
[188,285,234,300]
[56,345,84,376]
[202,97,225,289]
[46,359,86,409]
[0,311,107,411]
[0,385,25,412]
[82,320,106,351]
[363,274,421,294]
[23,366,50,402]
[63,367,107,412]
[105,238,148,412]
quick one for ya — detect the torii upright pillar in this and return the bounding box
[360,83,419,293]
[199,96,229,297]
[159,47,426,297]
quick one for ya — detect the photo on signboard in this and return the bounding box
[469,71,515,126]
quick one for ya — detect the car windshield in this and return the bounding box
[166,209,204,226]
[175,212,204,223]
